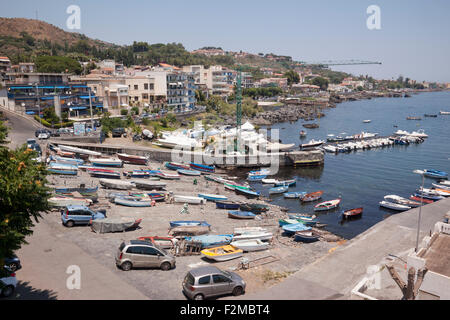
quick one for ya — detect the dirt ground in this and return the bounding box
[43,157,342,299]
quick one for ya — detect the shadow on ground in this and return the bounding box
[6,281,58,300]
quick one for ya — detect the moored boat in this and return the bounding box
[269,185,289,195]
[274,179,296,187]
[409,195,434,204]
[301,191,324,202]
[384,195,422,207]
[314,198,341,211]
[228,211,256,220]
[283,191,306,199]
[235,188,260,199]
[423,169,448,179]
[342,207,363,219]
[299,139,324,150]
[379,201,411,211]
[190,162,215,173]
[281,223,312,235]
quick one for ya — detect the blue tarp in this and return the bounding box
[79,95,96,99]
[70,106,87,110]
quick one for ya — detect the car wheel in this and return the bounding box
[232,286,244,296]
[160,262,171,271]
[65,220,75,228]
[194,294,204,300]
[121,261,132,271]
[1,285,14,298]
[8,263,18,272]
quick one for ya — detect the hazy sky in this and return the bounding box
[1,0,450,82]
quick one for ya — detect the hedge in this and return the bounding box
[34,115,74,128]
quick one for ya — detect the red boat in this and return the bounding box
[117,153,148,165]
[409,196,433,204]
[301,191,324,202]
[343,207,363,219]
[87,167,116,173]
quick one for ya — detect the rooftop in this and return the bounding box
[422,233,450,277]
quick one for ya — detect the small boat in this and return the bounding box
[301,191,324,202]
[409,196,434,204]
[278,218,303,227]
[232,231,273,241]
[137,236,178,249]
[114,196,152,207]
[190,162,215,173]
[117,153,148,165]
[423,169,448,179]
[234,227,267,235]
[133,180,167,190]
[261,178,279,184]
[201,245,243,262]
[283,191,306,199]
[198,193,228,202]
[247,174,267,181]
[216,201,240,210]
[248,168,271,176]
[439,180,450,187]
[156,171,181,180]
[406,116,422,120]
[228,211,256,220]
[165,162,191,171]
[90,158,123,168]
[169,225,210,237]
[287,214,318,226]
[417,187,447,197]
[294,230,320,243]
[177,169,202,176]
[91,217,142,234]
[363,120,371,123]
[55,186,99,195]
[99,179,134,190]
[185,234,234,249]
[433,188,450,196]
[239,203,269,213]
[123,170,151,179]
[235,188,260,199]
[282,223,312,235]
[314,199,341,211]
[48,163,78,175]
[173,195,206,204]
[299,139,324,150]
[49,195,92,207]
[58,145,102,156]
[432,183,450,191]
[299,130,307,137]
[379,201,411,211]
[269,186,289,195]
[424,114,438,117]
[224,183,251,191]
[230,239,270,252]
[342,208,363,219]
[384,195,422,208]
[50,155,84,165]
[169,221,211,228]
[89,169,121,179]
[145,192,166,201]
[439,111,450,115]
[274,179,296,187]
[303,123,319,129]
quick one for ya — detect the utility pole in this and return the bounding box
[88,87,94,129]
[236,66,242,153]
[35,83,42,127]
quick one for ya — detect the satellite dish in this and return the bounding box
[142,129,153,138]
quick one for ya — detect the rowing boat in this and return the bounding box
[117,153,148,165]
[301,191,324,202]
[230,239,269,252]
[314,198,341,211]
[228,211,256,220]
[342,207,363,219]
[379,201,411,211]
[201,245,243,262]
[198,193,228,202]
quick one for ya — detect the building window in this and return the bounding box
[134,85,138,90]
[150,84,154,90]
[144,83,149,90]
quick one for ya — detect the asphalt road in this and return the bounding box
[1,108,40,149]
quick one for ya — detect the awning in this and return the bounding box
[70,107,87,110]
[79,95,95,99]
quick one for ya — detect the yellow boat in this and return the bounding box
[200,245,243,262]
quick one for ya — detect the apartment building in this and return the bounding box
[166,72,196,110]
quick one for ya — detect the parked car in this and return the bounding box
[61,205,106,228]
[115,240,176,271]
[182,266,246,300]
[4,256,21,272]
[50,130,60,137]
[34,128,51,138]
[112,127,125,138]
[0,268,17,298]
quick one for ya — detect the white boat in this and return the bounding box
[90,158,123,167]
[132,180,167,190]
[384,195,422,207]
[230,239,270,252]
[323,145,337,153]
[379,201,411,211]
[58,145,102,156]
[232,231,273,241]
[173,195,206,204]
[363,120,371,123]
[299,139,325,150]
[408,129,428,138]
[49,196,92,207]
[99,179,134,190]
[433,183,450,190]
[440,111,450,115]
[439,180,450,187]
[417,187,448,197]
[234,227,267,235]
[261,178,279,184]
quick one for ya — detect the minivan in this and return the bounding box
[61,205,106,227]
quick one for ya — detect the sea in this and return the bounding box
[244,91,450,239]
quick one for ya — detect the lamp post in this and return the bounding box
[413,170,425,252]
[35,83,42,127]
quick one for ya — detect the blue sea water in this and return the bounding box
[248,91,450,239]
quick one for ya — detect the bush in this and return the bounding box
[131,106,139,115]
[120,109,128,116]
[34,115,73,128]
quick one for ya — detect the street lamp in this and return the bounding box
[413,169,425,252]
[35,82,42,127]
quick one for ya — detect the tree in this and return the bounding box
[0,122,51,268]
[35,56,82,74]
[284,70,300,86]
[0,120,8,145]
[312,77,329,90]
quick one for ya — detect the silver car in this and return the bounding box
[182,266,246,300]
[115,240,176,271]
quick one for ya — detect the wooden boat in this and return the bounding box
[145,192,166,201]
[287,214,318,226]
[156,171,181,180]
[224,182,251,191]
[169,225,210,237]
[55,186,99,195]
[89,169,121,179]
[49,195,92,207]
[132,180,167,190]
[48,165,78,175]
[284,192,306,199]
[230,239,269,252]
[424,114,438,117]
[274,180,296,187]
[342,208,363,219]
[123,170,152,179]
[198,193,228,202]
[278,218,302,227]
[169,221,211,228]
[247,174,267,181]
[91,217,142,234]
[379,201,411,211]
[50,155,84,165]
[137,236,178,249]
[216,201,240,210]
[384,195,422,208]
[409,196,433,204]
[185,234,233,248]
[235,188,260,199]
[117,153,148,165]
[281,223,312,235]
[232,231,273,241]
[173,195,206,204]
[201,245,243,262]
[190,162,215,173]
[423,169,448,179]
[228,211,256,220]
[114,196,152,207]
[165,162,191,171]
[261,178,279,184]
[58,145,102,156]
[301,191,324,202]
[234,227,267,235]
[239,203,268,213]
[269,185,289,195]
[90,158,123,168]
[177,169,202,176]
[314,198,341,211]
[294,230,320,243]
[406,116,422,120]
[99,179,134,190]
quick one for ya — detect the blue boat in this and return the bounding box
[48,168,78,175]
[247,175,267,181]
[294,230,320,243]
[413,192,444,201]
[274,180,296,187]
[198,193,228,202]
[287,214,318,226]
[177,169,202,176]
[269,186,289,195]
[282,223,312,235]
[55,186,98,194]
[184,234,233,248]
[235,188,260,199]
[48,162,78,175]
[190,162,215,173]
[423,169,448,179]
[164,162,190,171]
[50,155,84,165]
[170,221,211,228]
[284,192,306,199]
[216,201,241,210]
[228,211,256,219]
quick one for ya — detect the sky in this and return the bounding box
[1,0,450,83]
